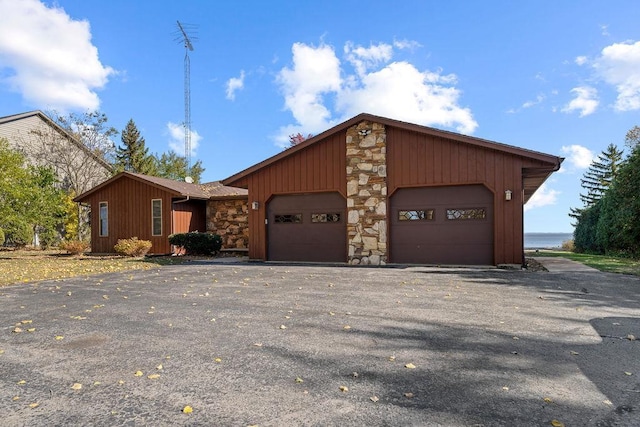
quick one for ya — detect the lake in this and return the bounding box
[524,232,573,249]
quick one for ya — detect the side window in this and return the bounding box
[99,202,108,237]
[152,199,162,236]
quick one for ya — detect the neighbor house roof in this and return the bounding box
[222,113,563,203]
[74,171,247,203]
[0,110,113,172]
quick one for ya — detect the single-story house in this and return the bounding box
[222,113,563,267]
[74,171,248,254]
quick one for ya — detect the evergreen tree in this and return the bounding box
[114,119,156,175]
[154,151,205,183]
[596,142,640,256]
[569,143,624,221]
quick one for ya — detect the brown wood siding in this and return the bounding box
[173,200,207,234]
[386,126,550,265]
[84,176,176,254]
[243,132,347,260]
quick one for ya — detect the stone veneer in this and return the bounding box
[206,199,249,249]
[346,121,387,265]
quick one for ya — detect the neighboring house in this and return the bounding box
[222,113,563,266]
[0,110,112,195]
[74,171,248,254]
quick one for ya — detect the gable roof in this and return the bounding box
[0,110,113,172]
[222,113,563,203]
[74,171,247,203]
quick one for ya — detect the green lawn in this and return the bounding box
[526,250,640,276]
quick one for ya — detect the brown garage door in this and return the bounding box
[267,192,346,262]
[390,185,494,265]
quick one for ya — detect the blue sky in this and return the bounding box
[1,1,639,233]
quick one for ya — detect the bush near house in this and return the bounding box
[168,232,222,255]
[59,240,90,255]
[0,228,4,246]
[114,237,152,257]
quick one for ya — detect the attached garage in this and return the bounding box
[390,185,493,265]
[223,113,563,267]
[267,192,346,262]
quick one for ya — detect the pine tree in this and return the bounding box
[569,143,624,221]
[114,119,156,175]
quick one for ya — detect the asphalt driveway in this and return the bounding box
[0,261,639,426]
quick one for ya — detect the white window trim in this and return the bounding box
[99,201,108,237]
[152,199,162,236]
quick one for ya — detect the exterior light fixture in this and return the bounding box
[358,129,371,136]
[505,190,512,201]
[251,201,259,210]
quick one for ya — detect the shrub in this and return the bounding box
[5,222,32,248]
[0,228,4,246]
[114,237,152,257]
[59,240,90,255]
[561,239,575,252]
[168,232,222,255]
[39,227,61,249]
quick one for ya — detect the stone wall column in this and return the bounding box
[346,121,387,265]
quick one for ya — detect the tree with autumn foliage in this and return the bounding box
[288,133,313,147]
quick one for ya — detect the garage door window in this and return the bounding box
[311,213,341,223]
[275,214,302,223]
[398,210,434,221]
[446,208,486,220]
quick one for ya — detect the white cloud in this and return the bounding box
[522,94,545,109]
[344,42,393,76]
[225,70,245,101]
[560,144,594,170]
[0,0,114,111]
[562,86,599,116]
[275,41,477,146]
[575,56,588,66]
[594,40,640,111]
[524,183,560,212]
[167,122,201,157]
[393,39,422,51]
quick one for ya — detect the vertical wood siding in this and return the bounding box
[173,200,207,234]
[386,126,551,265]
[243,132,347,260]
[84,176,176,254]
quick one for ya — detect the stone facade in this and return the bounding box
[346,121,387,265]
[206,199,249,249]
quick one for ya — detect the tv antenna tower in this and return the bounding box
[176,21,196,173]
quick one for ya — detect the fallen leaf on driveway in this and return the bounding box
[543,397,553,403]
[550,420,565,427]
[71,383,82,390]
[295,377,304,383]
[29,403,39,408]
[12,327,23,333]
[388,356,396,362]
[156,364,163,370]
[182,405,193,414]
[405,363,416,369]
[134,371,143,377]
[21,320,33,324]
[627,335,636,341]
[147,374,160,379]
[343,325,351,330]
[339,385,348,392]
[27,328,36,332]
[279,325,287,330]
[570,351,579,355]
[370,396,379,402]
[404,392,414,398]
[624,372,633,376]
[17,380,26,385]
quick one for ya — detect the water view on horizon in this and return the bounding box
[524,232,573,249]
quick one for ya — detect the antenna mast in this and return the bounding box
[176,21,194,172]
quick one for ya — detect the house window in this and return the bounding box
[274,214,302,223]
[152,199,162,236]
[311,213,341,223]
[398,210,434,221]
[446,208,486,220]
[99,202,108,237]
